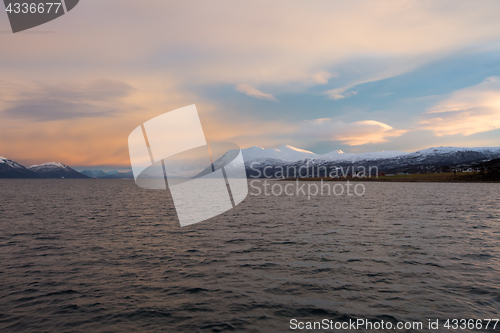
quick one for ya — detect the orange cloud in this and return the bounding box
[2,1,500,166]
[235,84,278,101]
[3,1,500,85]
[420,77,500,136]
[299,118,407,145]
[0,77,200,167]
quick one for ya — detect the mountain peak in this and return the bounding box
[0,157,39,178]
[29,162,68,168]
[28,162,88,178]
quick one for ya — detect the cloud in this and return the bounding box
[236,84,278,101]
[299,118,407,145]
[419,77,500,136]
[1,80,135,122]
[0,79,196,167]
[311,71,338,84]
[3,1,500,86]
[3,1,500,165]
[321,54,436,100]
[324,87,358,100]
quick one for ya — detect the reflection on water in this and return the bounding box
[0,180,499,332]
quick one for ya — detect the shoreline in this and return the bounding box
[282,172,500,183]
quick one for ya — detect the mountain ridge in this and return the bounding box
[28,162,89,179]
[0,158,88,179]
[242,145,500,178]
[2,145,500,179]
[0,157,39,178]
[241,145,500,164]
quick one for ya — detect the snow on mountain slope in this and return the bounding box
[318,150,407,163]
[241,145,407,163]
[242,145,500,178]
[29,162,66,169]
[29,162,68,172]
[390,146,500,166]
[28,162,89,179]
[407,146,500,159]
[242,145,500,165]
[0,157,39,178]
[3,145,499,179]
[0,156,26,169]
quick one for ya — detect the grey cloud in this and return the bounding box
[2,80,135,122]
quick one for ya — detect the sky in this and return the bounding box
[1,0,500,169]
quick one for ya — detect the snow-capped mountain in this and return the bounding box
[242,145,500,164]
[28,162,89,179]
[402,147,500,164]
[3,145,499,179]
[242,145,500,177]
[0,156,39,178]
[241,145,408,165]
[372,146,500,174]
[158,145,500,179]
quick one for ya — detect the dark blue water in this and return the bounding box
[0,180,499,332]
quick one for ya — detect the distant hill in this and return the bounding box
[80,169,107,178]
[28,163,89,179]
[0,157,39,178]
[80,170,133,179]
[0,156,130,179]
